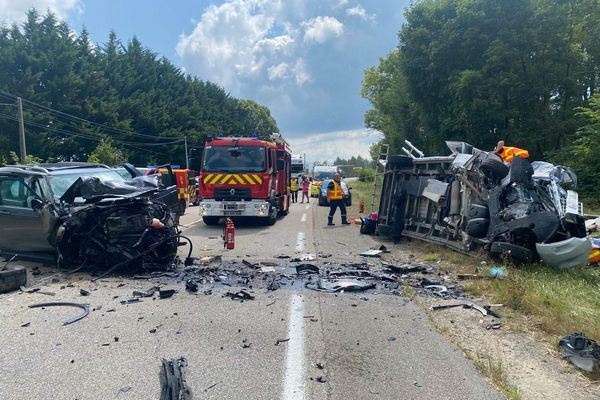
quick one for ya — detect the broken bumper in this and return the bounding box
[199,200,271,217]
[536,237,592,270]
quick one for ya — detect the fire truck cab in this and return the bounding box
[198,134,291,225]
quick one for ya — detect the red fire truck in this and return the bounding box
[198,134,292,225]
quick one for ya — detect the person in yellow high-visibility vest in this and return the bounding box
[494,140,529,163]
[326,174,350,226]
[290,175,299,203]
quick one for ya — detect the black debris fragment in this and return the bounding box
[20,322,30,327]
[28,302,90,325]
[275,338,290,346]
[159,357,192,400]
[120,298,142,305]
[80,289,91,296]
[133,286,160,298]
[159,289,176,299]
[185,280,199,293]
[296,264,320,275]
[224,290,255,301]
[316,376,328,383]
[559,333,600,372]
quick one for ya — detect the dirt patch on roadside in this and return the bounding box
[379,240,600,400]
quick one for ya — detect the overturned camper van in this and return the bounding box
[377,141,591,269]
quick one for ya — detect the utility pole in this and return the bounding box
[184,136,189,170]
[17,97,26,163]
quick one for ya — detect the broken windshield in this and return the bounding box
[203,146,266,173]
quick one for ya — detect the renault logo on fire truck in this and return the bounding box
[229,188,236,196]
[202,174,263,185]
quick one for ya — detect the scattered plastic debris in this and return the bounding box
[559,333,600,372]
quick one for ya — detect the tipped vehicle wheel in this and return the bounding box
[481,154,509,179]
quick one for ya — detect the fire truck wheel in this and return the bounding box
[202,216,220,226]
[266,207,277,225]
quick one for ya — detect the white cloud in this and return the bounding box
[177,0,405,137]
[302,16,344,44]
[289,128,383,163]
[267,62,289,80]
[345,5,375,22]
[0,0,81,24]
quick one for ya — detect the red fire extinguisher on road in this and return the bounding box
[224,218,235,249]
[359,200,365,214]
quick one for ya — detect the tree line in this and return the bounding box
[0,10,279,167]
[362,0,600,201]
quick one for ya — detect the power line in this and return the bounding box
[0,112,165,155]
[0,90,183,141]
[0,108,184,146]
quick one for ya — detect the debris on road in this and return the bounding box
[185,280,199,293]
[79,289,91,296]
[159,357,192,400]
[0,264,27,294]
[133,286,160,298]
[308,278,376,293]
[275,338,290,346]
[360,249,383,257]
[224,290,255,301]
[28,301,90,325]
[296,264,320,275]
[431,302,500,318]
[559,333,600,372]
[159,289,176,299]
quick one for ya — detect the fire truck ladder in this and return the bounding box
[370,143,389,213]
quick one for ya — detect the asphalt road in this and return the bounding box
[0,200,501,400]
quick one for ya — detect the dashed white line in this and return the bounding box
[305,204,310,210]
[295,232,305,253]
[300,213,307,223]
[282,294,305,400]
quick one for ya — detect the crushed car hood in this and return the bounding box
[60,175,164,204]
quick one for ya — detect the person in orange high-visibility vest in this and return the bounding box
[494,140,529,163]
[327,174,350,226]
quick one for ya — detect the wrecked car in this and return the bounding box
[377,141,590,269]
[0,163,181,272]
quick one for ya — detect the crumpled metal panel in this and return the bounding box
[536,237,592,270]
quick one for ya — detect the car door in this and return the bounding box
[0,175,54,253]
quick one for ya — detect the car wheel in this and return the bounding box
[0,265,27,294]
[481,154,509,179]
[202,216,220,226]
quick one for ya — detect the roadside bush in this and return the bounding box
[358,167,375,182]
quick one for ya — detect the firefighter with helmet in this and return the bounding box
[327,173,350,226]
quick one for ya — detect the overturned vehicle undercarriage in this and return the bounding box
[40,176,183,274]
[377,141,591,269]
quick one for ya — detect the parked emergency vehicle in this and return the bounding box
[144,167,195,215]
[198,134,292,225]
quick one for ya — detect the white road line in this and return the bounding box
[282,294,305,400]
[300,213,307,223]
[305,204,310,210]
[295,232,305,253]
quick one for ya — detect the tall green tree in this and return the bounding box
[0,9,280,167]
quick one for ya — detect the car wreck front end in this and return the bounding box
[377,141,590,268]
[43,176,182,274]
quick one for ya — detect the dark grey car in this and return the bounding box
[0,163,180,269]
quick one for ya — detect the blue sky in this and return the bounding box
[1,0,408,162]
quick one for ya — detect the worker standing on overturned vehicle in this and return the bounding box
[494,140,529,163]
[327,174,350,226]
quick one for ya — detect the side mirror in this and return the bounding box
[277,159,285,171]
[31,198,44,211]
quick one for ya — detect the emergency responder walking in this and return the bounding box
[327,174,350,226]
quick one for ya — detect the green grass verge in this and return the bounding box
[346,179,381,217]
[474,355,523,400]
[466,264,600,341]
